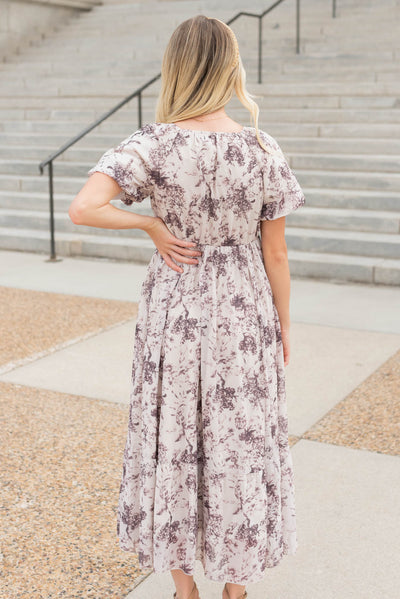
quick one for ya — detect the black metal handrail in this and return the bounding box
[38,0,337,261]
[225,0,301,86]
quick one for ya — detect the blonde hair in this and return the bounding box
[155,14,271,153]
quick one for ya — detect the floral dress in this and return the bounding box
[88,121,306,585]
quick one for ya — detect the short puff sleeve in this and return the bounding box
[259,134,305,221]
[87,129,152,205]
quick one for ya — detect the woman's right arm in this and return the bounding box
[260,216,291,366]
[69,172,202,273]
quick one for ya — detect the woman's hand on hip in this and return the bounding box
[144,216,202,273]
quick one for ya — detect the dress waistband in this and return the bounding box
[191,237,260,249]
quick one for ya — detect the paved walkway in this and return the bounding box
[1,248,399,599]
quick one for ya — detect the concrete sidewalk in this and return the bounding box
[1,248,399,599]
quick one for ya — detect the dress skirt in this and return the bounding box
[116,237,298,585]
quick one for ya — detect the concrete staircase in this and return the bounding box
[0,0,399,285]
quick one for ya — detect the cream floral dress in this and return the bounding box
[88,121,306,585]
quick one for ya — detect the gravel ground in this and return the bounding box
[0,381,152,599]
[0,286,138,368]
[302,348,400,457]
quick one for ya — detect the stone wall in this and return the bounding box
[0,0,100,61]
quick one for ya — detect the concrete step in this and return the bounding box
[319,27,399,40]
[2,158,400,192]
[296,169,400,192]
[1,205,399,236]
[0,120,145,134]
[286,226,400,259]
[6,80,398,102]
[0,226,398,285]
[296,49,396,60]
[0,190,77,209]
[0,87,399,109]
[264,109,400,124]
[0,122,319,140]
[3,47,300,64]
[69,12,400,28]
[3,147,400,178]
[2,135,400,160]
[288,153,400,174]
[4,44,400,63]
[1,187,399,213]
[2,171,400,204]
[0,174,84,194]
[278,137,400,156]
[0,208,153,239]
[0,132,127,148]
[4,139,400,162]
[259,71,382,83]
[288,249,400,286]
[0,160,90,177]
[1,93,400,111]
[292,207,400,234]
[0,96,139,109]
[3,56,400,75]
[314,124,400,138]
[0,62,162,79]
[256,82,400,95]
[302,188,400,212]
[0,122,394,149]
[3,48,161,63]
[3,106,400,124]
[49,15,398,29]
[3,120,400,143]
[3,80,400,98]
[6,67,400,85]
[281,58,400,73]
[0,80,151,98]
[13,31,398,50]
[0,226,156,263]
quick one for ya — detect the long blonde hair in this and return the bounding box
[155,14,271,153]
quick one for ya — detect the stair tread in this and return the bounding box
[0,226,156,246]
[1,222,399,243]
[287,249,400,267]
[1,206,399,219]
[286,227,400,242]
[1,226,399,267]
[3,151,400,161]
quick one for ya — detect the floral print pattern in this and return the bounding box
[88,122,306,584]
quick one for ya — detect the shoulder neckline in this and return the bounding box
[156,122,254,136]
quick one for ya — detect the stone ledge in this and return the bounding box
[13,0,101,9]
[0,0,102,61]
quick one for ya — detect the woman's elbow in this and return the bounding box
[68,199,88,225]
[264,249,288,264]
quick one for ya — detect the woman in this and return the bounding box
[69,14,305,599]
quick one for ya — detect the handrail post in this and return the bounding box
[332,0,336,18]
[138,91,142,128]
[46,160,59,262]
[296,0,300,53]
[258,16,262,84]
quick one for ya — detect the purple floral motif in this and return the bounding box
[223,143,245,165]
